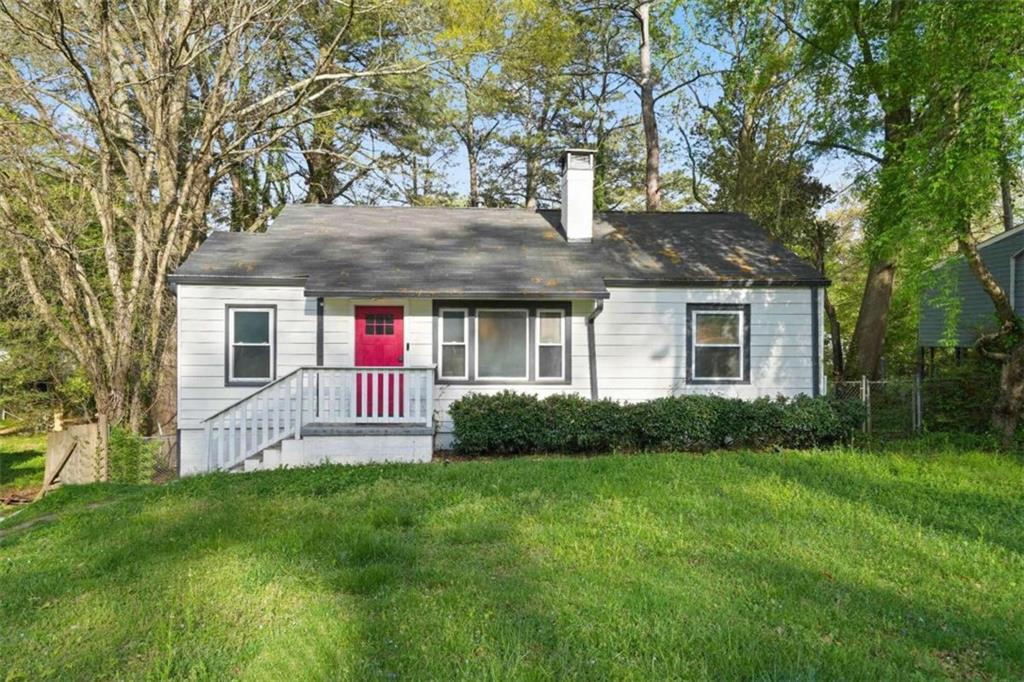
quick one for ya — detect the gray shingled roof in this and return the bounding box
[169,205,826,297]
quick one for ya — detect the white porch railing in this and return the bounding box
[203,366,435,471]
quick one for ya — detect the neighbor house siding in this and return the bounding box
[919,229,1024,347]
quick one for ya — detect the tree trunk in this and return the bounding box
[467,146,481,207]
[151,317,177,435]
[958,231,1021,446]
[1001,157,1015,232]
[303,121,339,204]
[845,260,895,379]
[524,153,539,209]
[824,291,844,378]
[993,344,1024,448]
[637,1,660,211]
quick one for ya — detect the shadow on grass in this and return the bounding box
[734,454,1024,555]
[0,446,45,495]
[0,466,568,678]
[2,455,1023,678]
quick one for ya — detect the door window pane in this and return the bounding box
[477,310,528,378]
[234,311,270,343]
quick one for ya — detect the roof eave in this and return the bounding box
[603,277,831,288]
[303,288,611,300]
[167,274,309,289]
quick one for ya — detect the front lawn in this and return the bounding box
[1,447,1022,679]
[0,433,46,503]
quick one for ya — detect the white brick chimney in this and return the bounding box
[560,148,596,242]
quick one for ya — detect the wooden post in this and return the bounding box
[861,375,870,435]
[914,372,923,433]
[424,369,434,428]
[205,420,214,471]
[97,414,108,482]
[296,369,304,440]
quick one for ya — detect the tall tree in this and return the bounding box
[0,0,427,430]
[481,2,581,208]
[797,0,921,380]
[686,0,845,372]
[879,1,1024,443]
[559,8,635,210]
[579,1,699,211]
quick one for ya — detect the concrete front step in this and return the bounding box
[228,429,433,474]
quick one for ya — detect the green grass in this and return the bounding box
[0,433,45,499]
[2,447,1022,680]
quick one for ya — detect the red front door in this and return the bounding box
[355,306,404,417]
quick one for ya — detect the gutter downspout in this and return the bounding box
[586,299,605,400]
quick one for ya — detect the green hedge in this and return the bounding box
[107,426,158,484]
[448,391,865,456]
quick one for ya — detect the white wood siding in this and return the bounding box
[176,284,316,432]
[593,287,814,401]
[177,285,818,466]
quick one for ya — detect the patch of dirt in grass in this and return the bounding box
[0,501,111,540]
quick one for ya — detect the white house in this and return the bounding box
[170,150,827,474]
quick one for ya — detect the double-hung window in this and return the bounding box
[536,310,565,380]
[227,306,275,384]
[439,309,468,379]
[687,304,749,383]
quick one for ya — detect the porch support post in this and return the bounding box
[316,297,324,367]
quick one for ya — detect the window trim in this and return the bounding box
[225,304,277,387]
[432,301,572,385]
[475,307,530,381]
[438,308,469,380]
[535,309,566,381]
[686,303,750,385]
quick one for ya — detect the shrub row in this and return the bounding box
[448,392,865,456]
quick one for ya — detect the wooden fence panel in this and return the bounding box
[44,423,103,488]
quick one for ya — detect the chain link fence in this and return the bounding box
[145,434,179,483]
[830,375,997,437]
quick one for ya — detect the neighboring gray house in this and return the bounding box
[919,224,1024,353]
[169,150,827,475]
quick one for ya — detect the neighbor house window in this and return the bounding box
[536,310,565,380]
[227,306,275,384]
[476,309,529,380]
[687,304,749,383]
[439,308,468,379]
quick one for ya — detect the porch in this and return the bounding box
[203,366,435,472]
